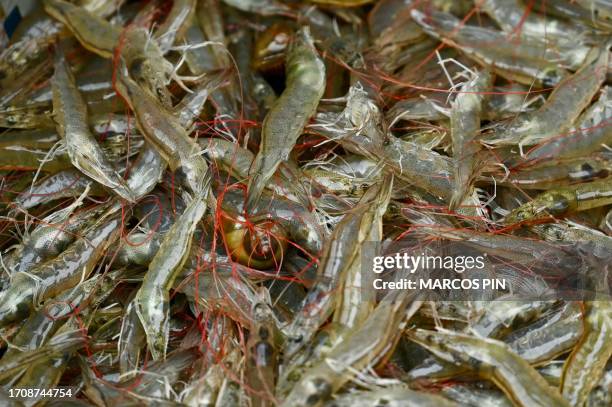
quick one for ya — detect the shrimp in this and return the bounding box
[504,302,584,365]
[2,273,103,359]
[43,0,177,107]
[0,327,84,382]
[561,300,612,406]
[42,0,120,58]
[133,193,207,360]
[332,175,392,332]
[12,169,104,210]
[314,85,455,202]
[125,143,165,201]
[284,178,393,358]
[407,329,570,407]
[406,301,569,382]
[119,27,175,107]
[410,9,570,87]
[118,301,146,378]
[174,70,229,131]
[52,47,136,202]
[246,27,326,211]
[281,290,421,406]
[5,197,102,276]
[0,103,54,129]
[0,210,121,327]
[517,86,612,163]
[500,155,612,189]
[532,221,612,260]
[247,290,280,407]
[119,348,200,401]
[154,0,196,53]
[481,0,593,66]
[180,353,233,405]
[486,47,609,147]
[504,177,612,223]
[470,300,560,339]
[440,383,512,407]
[303,168,379,197]
[183,7,239,119]
[325,385,458,407]
[121,69,225,201]
[534,0,612,31]
[449,70,491,210]
[114,59,211,195]
[0,13,59,95]
[576,0,612,21]
[5,272,120,390]
[221,0,293,16]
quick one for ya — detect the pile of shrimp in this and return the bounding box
[0,0,610,406]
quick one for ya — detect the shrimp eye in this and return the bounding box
[223,218,288,269]
[258,327,270,340]
[305,378,332,405]
[541,68,563,88]
[129,57,145,79]
[547,194,570,215]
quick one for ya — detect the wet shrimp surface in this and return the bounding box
[0,0,610,406]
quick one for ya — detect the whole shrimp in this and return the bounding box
[504,177,612,223]
[561,300,612,406]
[246,27,325,211]
[486,47,609,148]
[52,46,136,202]
[132,193,207,360]
[282,290,421,406]
[410,8,570,87]
[246,290,281,407]
[407,329,570,407]
[284,177,393,358]
[449,70,491,210]
[114,58,211,196]
[0,209,121,327]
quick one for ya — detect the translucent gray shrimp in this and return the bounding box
[561,300,612,406]
[284,178,393,358]
[504,176,612,223]
[517,86,612,163]
[486,47,609,147]
[324,386,458,407]
[0,327,84,382]
[52,47,136,202]
[0,210,120,327]
[449,70,491,209]
[115,58,211,196]
[407,329,570,407]
[12,170,100,210]
[481,0,593,66]
[132,194,207,360]
[499,155,612,189]
[282,291,421,406]
[246,27,325,211]
[4,196,103,277]
[410,8,570,87]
